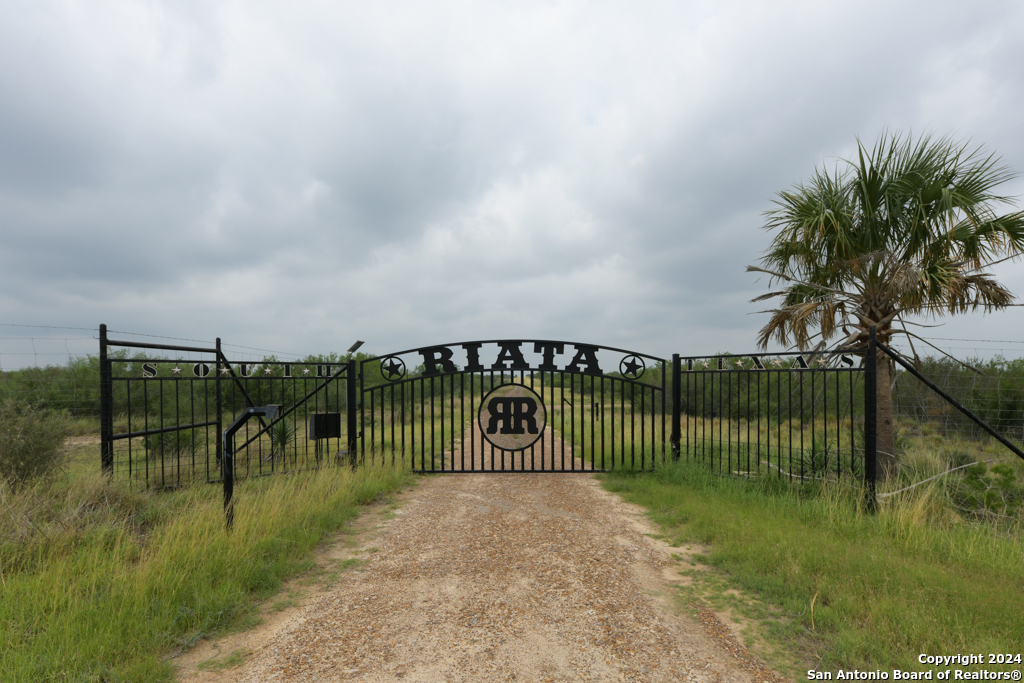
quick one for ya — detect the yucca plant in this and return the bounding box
[269,419,294,463]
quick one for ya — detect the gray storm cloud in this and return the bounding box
[1,0,1022,365]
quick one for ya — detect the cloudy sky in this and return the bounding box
[2,0,1024,367]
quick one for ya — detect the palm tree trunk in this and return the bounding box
[875,355,897,481]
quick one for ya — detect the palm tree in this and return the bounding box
[749,132,1024,480]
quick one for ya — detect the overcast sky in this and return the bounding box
[2,0,1023,368]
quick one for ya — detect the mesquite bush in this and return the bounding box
[0,399,70,489]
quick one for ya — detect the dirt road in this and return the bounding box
[176,442,783,682]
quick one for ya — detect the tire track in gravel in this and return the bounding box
[176,428,785,683]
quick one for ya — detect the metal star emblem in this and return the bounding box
[220,367,231,375]
[701,360,709,369]
[619,355,645,379]
[734,359,745,368]
[302,368,310,375]
[772,358,783,367]
[381,356,406,381]
[171,366,182,375]
[264,367,273,375]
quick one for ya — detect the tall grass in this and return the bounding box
[0,460,410,682]
[601,459,1024,676]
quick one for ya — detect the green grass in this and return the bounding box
[600,459,1024,677]
[0,450,412,682]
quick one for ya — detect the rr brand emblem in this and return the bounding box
[478,383,547,452]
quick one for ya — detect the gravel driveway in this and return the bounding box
[177,432,784,683]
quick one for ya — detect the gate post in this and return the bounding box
[216,337,223,470]
[99,324,113,475]
[346,359,358,468]
[864,327,878,511]
[671,353,681,461]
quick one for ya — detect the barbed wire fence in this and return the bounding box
[0,325,313,418]
[889,337,1024,443]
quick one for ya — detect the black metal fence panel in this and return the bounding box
[673,350,868,483]
[101,328,352,489]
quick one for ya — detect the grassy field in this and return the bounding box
[0,442,412,682]
[600,457,1024,678]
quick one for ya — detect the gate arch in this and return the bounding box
[357,339,666,472]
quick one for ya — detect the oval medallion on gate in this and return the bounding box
[478,383,547,451]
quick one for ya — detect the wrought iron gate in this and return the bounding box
[99,325,354,489]
[357,340,666,472]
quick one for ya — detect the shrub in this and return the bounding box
[0,399,70,489]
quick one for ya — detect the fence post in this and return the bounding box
[346,359,358,468]
[223,431,235,531]
[671,353,681,461]
[864,327,878,511]
[99,324,113,475]
[216,337,223,470]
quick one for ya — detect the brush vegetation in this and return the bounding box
[0,444,410,682]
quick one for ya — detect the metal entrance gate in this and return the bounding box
[358,340,666,472]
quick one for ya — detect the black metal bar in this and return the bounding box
[756,369,761,475]
[879,341,1024,461]
[111,420,219,441]
[174,377,182,486]
[561,373,566,470]
[190,376,196,480]
[591,375,596,471]
[421,377,426,471]
[105,338,217,354]
[451,372,456,470]
[216,338,222,483]
[540,371,547,471]
[143,376,150,485]
[158,378,165,487]
[848,369,855,478]
[600,375,605,471]
[126,381,133,479]
[430,376,436,472]
[787,369,793,481]
[622,378,630,471]
[746,367,751,474]
[369,386,376,464]
[724,369,730,474]
[864,328,878,510]
[610,375,616,468]
[347,359,357,467]
[99,325,114,474]
[660,364,666,467]
[572,374,578,470]
[407,378,413,469]
[224,432,235,529]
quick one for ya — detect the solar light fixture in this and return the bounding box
[347,340,364,353]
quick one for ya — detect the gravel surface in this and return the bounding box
[177,431,785,683]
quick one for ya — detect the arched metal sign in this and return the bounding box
[357,339,666,473]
